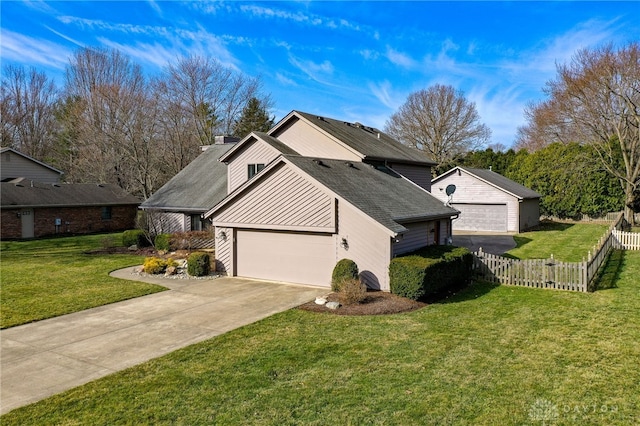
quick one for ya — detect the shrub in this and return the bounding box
[170,231,215,250]
[331,259,359,291]
[187,252,211,277]
[154,233,171,251]
[122,229,150,248]
[143,257,167,274]
[338,278,367,305]
[389,246,473,301]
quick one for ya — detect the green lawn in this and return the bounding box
[3,251,638,425]
[506,221,609,261]
[0,233,166,328]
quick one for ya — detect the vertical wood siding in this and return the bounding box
[393,222,431,256]
[519,199,540,231]
[389,163,432,191]
[337,202,391,290]
[273,119,361,161]
[227,139,281,193]
[432,171,519,232]
[214,163,335,231]
[1,152,60,183]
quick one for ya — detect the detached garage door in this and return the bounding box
[452,204,508,232]
[236,230,335,286]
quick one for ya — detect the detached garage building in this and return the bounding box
[431,167,541,233]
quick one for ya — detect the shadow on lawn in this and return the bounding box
[594,249,625,291]
[424,280,500,305]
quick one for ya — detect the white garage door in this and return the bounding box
[452,204,508,232]
[236,230,335,286]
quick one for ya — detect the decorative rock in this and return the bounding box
[315,297,328,305]
[325,301,340,310]
[157,250,167,256]
[164,266,177,276]
[128,244,138,251]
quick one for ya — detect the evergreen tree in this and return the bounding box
[231,97,274,138]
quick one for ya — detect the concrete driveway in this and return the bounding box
[0,269,327,414]
[452,233,517,255]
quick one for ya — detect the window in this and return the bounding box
[101,206,112,220]
[247,163,265,179]
[190,214,203,231]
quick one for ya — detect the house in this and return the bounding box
[1,147,63,184]
[201,110,459,290]
[431,166,541,233]
[1,180,140,239]
[0,147,140,239]
[139,137,238,233]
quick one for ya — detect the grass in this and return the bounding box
[506,221,609,261]
[0,233,166,328]
[3,251,639,425]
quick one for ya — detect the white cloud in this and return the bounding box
[289,55,334,81]
[368,80,399,110]
[0,29,71,69]
[467,85,526,147]
[386,47,418,69]
[276,72,297,86]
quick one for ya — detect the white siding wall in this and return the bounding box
[389,163,432,191]
[214,163,335,232]
[393,222,430,256]
[214,226,232,274]
[337,202,391,291]
[227,139,281,193]
[273,119,362,161]
[519,199,540,232]
[148,212,188,234]
[1,151,60,183]
[432,171,519,232]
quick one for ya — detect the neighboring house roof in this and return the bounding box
[208,155,457,235]
[272,111,437,166]
[219,132,299,163]
[0,147,64,177]
[433,166,541,200]
[140,143,236,212]
[1,179,140,208]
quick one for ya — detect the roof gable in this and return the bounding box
[432,166,541,200]
[270,111,436,166]
[219,132,298,163]
[208,156,457,235]
[1,147,63,176]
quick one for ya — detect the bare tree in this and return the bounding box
[1,65,58,160]
[385,84,491,169]
[63,47,160,198]
[521,43,640,223]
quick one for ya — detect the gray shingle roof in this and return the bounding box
[141,143,235,212]
[285,156,457,234]
[434,167,541,200]
[290,111,437,166]
[1,180,140,208]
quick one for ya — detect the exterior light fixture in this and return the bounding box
[340,237,349,250]
[217,231,227,241]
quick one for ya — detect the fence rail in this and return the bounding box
[472,212,638,292]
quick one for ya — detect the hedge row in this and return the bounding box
[389,246,473,300]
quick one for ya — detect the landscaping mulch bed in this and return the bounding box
[298,291,426,316]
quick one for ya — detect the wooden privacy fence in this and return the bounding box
[473,212,639,292]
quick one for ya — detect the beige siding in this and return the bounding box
[273,119,361,161]
[337,202,391,290]
[519,199,540,232]
[147,212,188,234]
[214,227,232,274]
[1,151,60,183]
[214,163,335,232]
[227,139,281,193]
[390,163,432,191]
[432,171,519,232]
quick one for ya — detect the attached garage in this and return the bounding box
[236,230,335,286]
[452,203,507,232]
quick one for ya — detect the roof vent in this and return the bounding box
[344,122,351,126]
[97,184,105,188]
[313,159,324,166]
[345,162,355,168]
[377,132,380,139]
[316,116,324,121]
[354,122,363,128]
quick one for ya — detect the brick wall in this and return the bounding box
[1,205,138,239]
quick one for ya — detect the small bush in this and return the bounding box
[122,229,150,248]
[331,259,359,291]
[187,252,210,277]
[154,233,171,251]
[389,246,473,301]
[171,231,214,250]
[143,257,168,274]
[338,278,367,305]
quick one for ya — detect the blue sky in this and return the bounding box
[2,1,638,148]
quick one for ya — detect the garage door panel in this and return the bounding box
[452,204,507,232]
[236,230,334,286]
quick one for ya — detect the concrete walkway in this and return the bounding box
[0,268,327,414]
